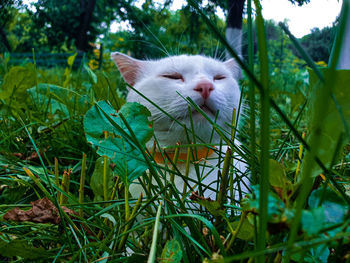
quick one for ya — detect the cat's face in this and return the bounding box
[111,52,241,147]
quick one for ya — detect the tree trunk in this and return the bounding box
[76,0,96,52]
[0,26,12,52]
[225,0,245,60]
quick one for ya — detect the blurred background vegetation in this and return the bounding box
[1,0,349,262]
[0,0,335,62]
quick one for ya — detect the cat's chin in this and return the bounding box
[196,104,216,117]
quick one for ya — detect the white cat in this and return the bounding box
[111,52,248,202]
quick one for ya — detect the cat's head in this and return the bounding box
[111,52,241,147]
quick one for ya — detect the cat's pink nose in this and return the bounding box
[194,81,214,100]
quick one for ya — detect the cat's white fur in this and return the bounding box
[111,52,247,200]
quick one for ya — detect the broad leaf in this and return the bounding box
[230,220,254,241]
[291,244,329,263]
[303,69,350,177]
[308,188,347,226]
[195,199,226,217]
[242,185,287,223]
[160,239,183,263]
[90,157,116,201]
[84,101,153,183]
[268,159,286,188]
[301,207,325,235]
[301,188,348,238]
[0,64,37,106]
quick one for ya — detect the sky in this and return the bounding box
[259,0,342,37]
[157,0,342,38]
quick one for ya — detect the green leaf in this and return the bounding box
[67,53,77,67]
[242,185,286,223]
[308,245,330,263]
[194,199,226,217]
[0,64,36,105]
[301,207,325,235]
[305,69,350,177]
[291,244,330,263]
[160,239,183,263]
[90,157,116,201]
[0,239,52,259]
[308,188,347,225]
[84,64,97,84]
[268,159,286,188]
[84,101,153,183]
[230,220,254,241]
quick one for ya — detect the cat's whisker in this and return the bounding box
[112,51,248,202]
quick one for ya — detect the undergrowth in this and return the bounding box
[0,0,350,262]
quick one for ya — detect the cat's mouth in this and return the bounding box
[194,104,216,116]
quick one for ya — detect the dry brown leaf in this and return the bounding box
[189,191,212,201]
[4,197,77,224]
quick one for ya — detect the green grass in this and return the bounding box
[0,0,350,262]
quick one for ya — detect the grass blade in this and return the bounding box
[253,1,270,262]
[147,201,163,263]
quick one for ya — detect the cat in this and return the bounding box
[111,52,248,203]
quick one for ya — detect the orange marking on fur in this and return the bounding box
[151,147,215,164]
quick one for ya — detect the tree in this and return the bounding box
[28,0,116,52]
[223,0,311,61]
[76,0,97,52]
[225,0,245,60]
[287,0,310,5]
[106,7,226,59]
[297,27,336,62]
[0,0,22,52]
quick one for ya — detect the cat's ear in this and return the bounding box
[111,52,143,86]
[224,58,241,80]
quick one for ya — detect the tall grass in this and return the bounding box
[0,0,349,262]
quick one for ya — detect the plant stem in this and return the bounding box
[218,147,232,207]
[79,153,87,217]
[295,132,305,182]
[125,181,130,222]
[60,169,71,205]
[147,201,163,263]
[117,193,143,251]
[230,108,236,204]
[169,143,180,197]
[226,211,247,250]
[54,157,60,201]
[182,146,192,198]
[103,131,108,201]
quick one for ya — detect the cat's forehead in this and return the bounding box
[149,55,228,74]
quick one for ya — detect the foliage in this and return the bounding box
[287,0,310,5]
[0,0,23,52]
[84,101,153,183]
[0,1,349,262]
[27,0,113,52]
[296,26,337,63]
[105,7,225,59]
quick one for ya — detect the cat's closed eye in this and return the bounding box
[213,74,226,81]
[160,73,184,81]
